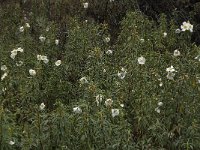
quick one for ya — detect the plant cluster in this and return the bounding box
[1,1,200,149]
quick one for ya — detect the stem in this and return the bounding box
[0,110,3,150]
[37,110,44,149]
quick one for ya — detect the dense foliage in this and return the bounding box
[1,0,200,149]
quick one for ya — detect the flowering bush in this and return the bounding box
[114,11,200,148]
[1,2,200,150]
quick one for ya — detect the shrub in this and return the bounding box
[1,1,200,150]
[1,4,133,149]
[113,11,200,149]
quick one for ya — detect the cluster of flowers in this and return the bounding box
[39,94,121,117]
[78,76,124,117]
[29,59,61,76]
[5,3,198,146]
[116,56,146,80]
[8,25,61,78]
[3,18,197,136]
[73,96,122,118]
[10,47,24,59]
[19,23,30,32]
[39,35,59,45]
[155,102,163,113]
[37,55,49,64]
[1,65,8,81]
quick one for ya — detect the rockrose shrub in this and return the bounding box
[113,11,200,149]
[1,1,200,150]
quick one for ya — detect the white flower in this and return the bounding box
[104,37,110,43]
[25,23,30,28]
[175,29,181,34]
[166,66,176,72]
[105,98,113,107]
[55,39,59,45]
[166,66,176,80]
[39,35,46,42]
[111,109,119,117]
[79,77,88,84]
[140,38,145,43]
[55,60,61,66]
[29,69,36,76]
[40,103,45,110]
[117,67,127,79]
[1,65,7,71]
[181,22,189,31]
[117,72,126,79]
[9,141,15,145]
[73,106,82,114]
[83,2,89,8]
[181,21,193,32]
[1,72,8,81]
[37,55,42,61]
[163,32,167,37]
[158,102,163,106]
[173,49,181,57]
[159,82,163,87]
[19,26,24,32]
[46,27,50,32]
[120,104,124,107]
[106,49,113,55]
[16,61,23,66]
[96,94,103,106]
[155,107,160,113]
[138,56,146,65]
